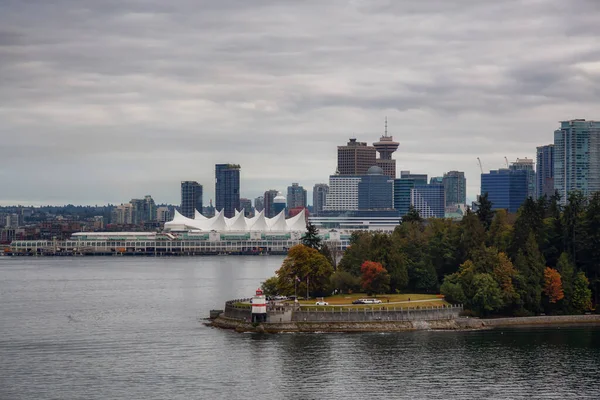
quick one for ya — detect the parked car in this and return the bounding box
[354,298,382,304]
[315,300,329,306]
[352,299,365,304]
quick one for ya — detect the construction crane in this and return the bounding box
[477,157,483,174]
[504,156,509,168]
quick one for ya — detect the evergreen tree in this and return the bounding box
[476,192,495,230]
[571,272,593,314]
[301,222,322,250]
[513,233,545,314]
[556,252,575,313]
[402,206,423,223]
[582,191,600,305]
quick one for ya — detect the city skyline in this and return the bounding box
[1,1,599,206]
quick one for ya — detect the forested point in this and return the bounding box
[262,191,599,317]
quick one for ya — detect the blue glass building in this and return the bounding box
[215,164,240,218]
[358,166,393,210]
[394,171,428,217]
[411,184,445,219]
[536,144,554,199]
[481,169,528,213]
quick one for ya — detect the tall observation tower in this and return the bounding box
[373,117,399,178]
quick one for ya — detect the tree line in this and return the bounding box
[262,191,598,316]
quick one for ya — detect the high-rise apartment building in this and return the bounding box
[337,138,377,175]
[509,158,536,199]
[411,184,445,219]
[443,171,466,206]
[394,172,428,216]
[263,189,279,218]
[215,164,240,218]
[536,144,555,199]
[481,169,528,213]
[272,193,286,216]
[554,119,600,203]
[287,183,307,209]
[156,207,171,223]
[325,175,361,211]
[312,184,329,216]
[181,181,203,219]
[358,166,394,210]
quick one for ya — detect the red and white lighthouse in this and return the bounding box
[251,288,267,323]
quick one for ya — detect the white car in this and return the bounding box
[315,301,329,306]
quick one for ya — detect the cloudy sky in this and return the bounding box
[1,0,599,206]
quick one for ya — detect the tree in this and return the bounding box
[492,252,519,307]
[513,233,546,314]
[543,267,564,303]
[487,209,512,253]
[402,206,423,223]
[360,261,390,295]
[320,241,342,271]
[471,273,504,316]
[556,252,574,313]
[440,274,467,304]
[301,222,322,250]
[261,276,279,296]
[330,270,361,293]
[571,272,592,314]
[275,244,333,297]
[476,192,495,231]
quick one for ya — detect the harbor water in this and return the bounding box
[1,257,599,399]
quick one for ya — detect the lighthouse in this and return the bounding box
[251,288,267,323]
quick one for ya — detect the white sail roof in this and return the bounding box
[164,208,308,233]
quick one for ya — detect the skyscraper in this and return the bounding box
[215,164,240,218]
[312,183,329,216]
[481,169,528,213]
[263,189,279,218]
[254,196,264,212]
[337,138,377,175]
[400,171,428,184]
[287,183,307,209]
[358,166,394,210]
[510,158,536,199]
[554,119,600,203]
[442,171,466,206]
[536,144,555,199]
[239,198,252,216]
[181,181,203,219]
[411,184,445,219]
[394,171,428,216]
[373,119,399,178]
[272,192,286,216]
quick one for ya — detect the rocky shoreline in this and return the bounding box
[208,314,600,333]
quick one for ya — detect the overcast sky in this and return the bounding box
[1,0,599,206]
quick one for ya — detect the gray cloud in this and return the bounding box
[1,0,600,205]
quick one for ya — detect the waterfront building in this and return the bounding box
[481,169,528,213]
[129,195,156,224]
[312,183,329,216]
[536,144,555,199]
[554,119,600,203]
[373,120,399,178]
[309,209,401,232]
[239,198,252,216]
[324,175,361,211]
[272,193,286,216]
[254,196,264,212]
[263,190,279,218]
[358,166,394,210]
[181,181,203,219]
[443,171,466,206]
[337,138,377,176]
[215,164,240,218]
[111,203,134,225]
[287,183,307,209]
[510,158,536,199]
[411,184,445,219]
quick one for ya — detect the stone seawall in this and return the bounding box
[460,314,600,329]
[209,313,600,333]
[292,306,461,322]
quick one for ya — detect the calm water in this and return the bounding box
[1,257,599,400]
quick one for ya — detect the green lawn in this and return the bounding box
[295,293,449,309]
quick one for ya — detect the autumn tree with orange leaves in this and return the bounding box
[543,267,564,303]
[360,261,390,295]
